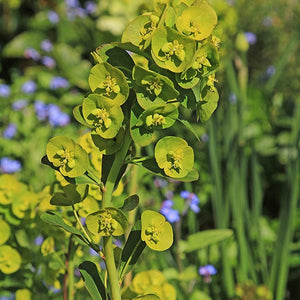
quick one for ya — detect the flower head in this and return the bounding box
[0,84,11,98]
[12,99,28,111]
[50,76,69,90]
[160,200,180,223]
[199,264,217,283]
[180,190,200,213]
[21,80,37,94]
[0,157,22,173]
[3,123,17,139]
[24,48,40,61]
[41,56,56,69]
[48,10,59,24]
[41,39,53,52]
[244,32,257,45]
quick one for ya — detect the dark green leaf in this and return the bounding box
[79,261,107,300]
[120,194,139,212]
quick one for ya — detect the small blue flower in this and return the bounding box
[34,235,44,246]
[48,10,60,24]
[0,157,22,173]
[34,100,48,121]
[41,39,53,52]
[24,48,41,61]
[12,99,28,111]
[200,133,209,143]
[21,80,37,94]
[41,56,56,69]
[50,76,70,90]
[244,32,257,45]
[65,0,80,8]
[229,92,237,104]
[3,123,17,139]
[48,104,70,127]
[266,65,276,77]
[160,199,180,223]
[84,1,97,14]
[199,264,217,283]
[154,177,168,188]
[180,191,200,213]
[0,84,11,97]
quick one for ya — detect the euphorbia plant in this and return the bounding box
[41,0,220,299]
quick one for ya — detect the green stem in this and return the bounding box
[72,205,92,244]
[101,129,132,300]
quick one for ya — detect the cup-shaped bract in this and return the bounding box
[133,65,179,109]
[46,136,89,178]
[151,26,196,73]
[141,210,173,251]
[82,94,124,139]
[0,245,22,274]
[176,2,217,41]
[131,103,179,146]
[122,14,159,50]
[88,62,129,105]
[86,207,128,237]
[154,136,194,178]
[176,43,219,89]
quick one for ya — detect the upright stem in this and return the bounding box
[101,129,132,300]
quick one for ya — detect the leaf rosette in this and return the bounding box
[86,207,128,237]
[151,26,196,73]
[141,210,173,251]
[133,65,179,109]
[122,14,159,50]
[46,136,89,178]
[82,94,124,139]
[131,103,178,146]
[154,136,194,178]
[176,3,217,41]
[88,62,129,105]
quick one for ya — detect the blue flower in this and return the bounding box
[180,191,200,213]
[199,264,217,283]
[34,235,44,246]
[48,104,70,127]
[3,123,17,139]
[50,76,70,90]
[21,80,37,94]
[65,0,80,8]
[0,84,11,98]
[229,92,237,104]
[48,10,59,24]
[12,99,28,111]
[41,39,53,52]
[0,157,22,173]
[244,32,257,45]
[84,1,97,14]
[160,199,180,223]
[34,100,48,121]
[200,133,209,143]
[41,56,56,69]
[24,48,41,61]
[266,65,276,77]
[154,177,168,188]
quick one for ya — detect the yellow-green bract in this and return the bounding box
[46,136,89,178]
[141,210,173,251]
[154,136,194,178]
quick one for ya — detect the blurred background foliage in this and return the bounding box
[0,0,300,299]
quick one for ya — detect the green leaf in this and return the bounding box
[0,245,22,274]
[40,211,88,243]
[79,261,107,300]
[2,32,44,57]
[196,87,219,122]
[73,105,94,128]
[50,184,89,206]
[120,194,139,212]
[119,221,146,280]
[181,229,234,253]
[177,119,201,143]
